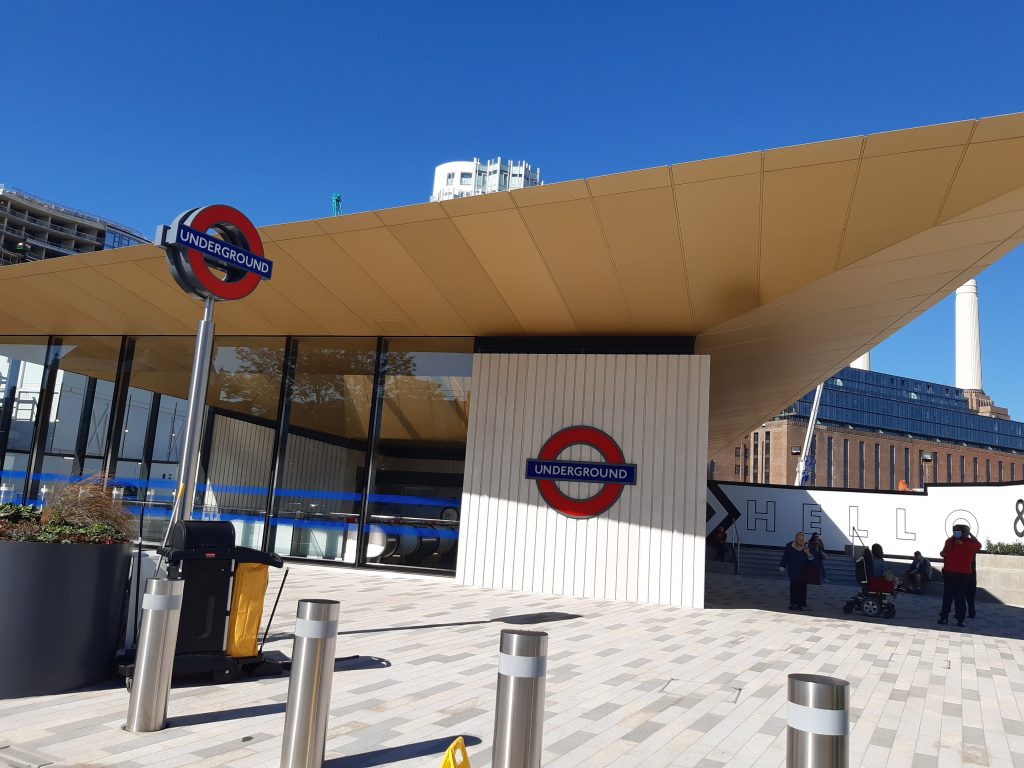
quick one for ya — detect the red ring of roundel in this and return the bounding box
[535,425,628,519]
[184,204,263,301]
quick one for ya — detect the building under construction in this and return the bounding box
[0,184,145,266]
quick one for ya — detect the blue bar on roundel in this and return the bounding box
[525,459,637,485]
[175,223,273,279]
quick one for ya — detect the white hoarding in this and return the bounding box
[713,481,1024,558]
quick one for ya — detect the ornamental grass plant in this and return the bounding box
[0,474,134,544]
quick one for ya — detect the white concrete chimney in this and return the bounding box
[850,352,871,371]
[955,279,982,391]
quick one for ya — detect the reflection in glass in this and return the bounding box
[43,337,120,481]
[272,338,376,561]
[0,332,476,574]
[201,337,285,548]
[0,340,49,457]
[363,338,471,572]
[121,337,192,542]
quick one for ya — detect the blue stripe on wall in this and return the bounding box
[14,472,460,510]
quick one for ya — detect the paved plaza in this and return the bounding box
[3,564,1024,767]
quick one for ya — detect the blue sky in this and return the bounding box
[4,2,1023,413]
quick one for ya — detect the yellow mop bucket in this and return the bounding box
[439,736,471,768]
[227,562,269,657]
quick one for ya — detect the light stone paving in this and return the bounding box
[2,564,1024,767]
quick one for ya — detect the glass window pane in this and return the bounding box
[123,337,193,541]
[120,390,154,460]
[47,371,87,455]
[88,379,115,456]
[363,338,472,572]
[0,339,49,453]
[48,337,121,468]
[272,338,377,561]
[201,337,285,547]
[207,338,285,419]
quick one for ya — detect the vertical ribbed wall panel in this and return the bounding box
[203,416,274,513]
[456,353,710,608]
[279,434,362,515]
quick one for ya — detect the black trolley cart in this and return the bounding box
[119,520,287,686]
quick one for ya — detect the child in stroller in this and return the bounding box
[842,544,898,619]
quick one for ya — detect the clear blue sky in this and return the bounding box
[4,2,1023,413]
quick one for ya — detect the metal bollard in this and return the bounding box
[787,673,849,768]
[492,629,548,768]
[125,578,184,733]
[281,599,340,768]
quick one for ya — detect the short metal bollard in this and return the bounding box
[492,629,548,768]
[787,673,849,768]
[125,578,184,733]
[281,599,340,768]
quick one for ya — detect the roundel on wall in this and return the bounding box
[525,426,637,519]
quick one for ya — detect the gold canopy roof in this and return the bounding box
[2,114,1023,451]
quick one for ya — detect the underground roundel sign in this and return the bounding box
[525,426,636,519]
[156,205,272,301]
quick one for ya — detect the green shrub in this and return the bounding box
[984,540,1024,556]
[0,503,41,523]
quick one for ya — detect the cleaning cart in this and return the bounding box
[119,520,287,686]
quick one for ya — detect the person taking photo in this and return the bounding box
[938,524,982,627]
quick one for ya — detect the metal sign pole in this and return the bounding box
[162,296,215,543]
[155,204,271,543]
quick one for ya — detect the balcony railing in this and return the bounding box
[0,202,103,243]
[0,184,144,240]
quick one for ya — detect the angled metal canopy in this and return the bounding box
[1,113,1023,451]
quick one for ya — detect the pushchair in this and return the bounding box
[842,550,897,619]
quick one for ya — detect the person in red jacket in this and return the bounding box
[938,524,982,627]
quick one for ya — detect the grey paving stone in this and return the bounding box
[435,707,487,728]
[871,727,897,748]
[548,729,599,754]
[4,565,1024,768]
[623,719,666,743]
[759,716,787,735]
[582,702,621,721]
[1005,719,1024,736]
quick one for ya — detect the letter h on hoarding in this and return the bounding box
[746,499,775,532]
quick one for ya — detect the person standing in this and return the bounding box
[779,532,818,610]
[711,525,729,562]
[962,525,979,618]
[939,524,982,627]
[809,533,828,582]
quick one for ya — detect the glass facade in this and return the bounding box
[782,367,1024,452]
[1,339,57,504]
[361,338,471,570]
[0,334,473,574]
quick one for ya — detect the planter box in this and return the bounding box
[0,541,132,698]
[975,553,1024,608]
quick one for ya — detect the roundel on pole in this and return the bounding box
[525,426,637,519]
[156,205,272,301]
